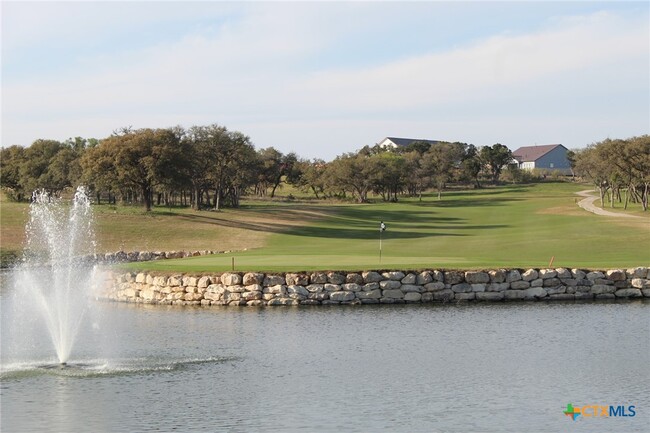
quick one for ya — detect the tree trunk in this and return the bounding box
[143,186,152,211]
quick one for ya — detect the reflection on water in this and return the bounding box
[2,290,649,433]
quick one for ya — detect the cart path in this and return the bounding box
[576,190,643,218]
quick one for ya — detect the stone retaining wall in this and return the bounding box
[103,267,650,306]
[96,250,219,263]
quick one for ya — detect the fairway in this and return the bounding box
[125,182,650,272]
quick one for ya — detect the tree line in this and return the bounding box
[2,123,524,210]
[570,135,650,211]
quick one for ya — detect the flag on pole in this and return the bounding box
[380,221,386,232]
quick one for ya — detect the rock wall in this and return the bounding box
[103,267,650,306]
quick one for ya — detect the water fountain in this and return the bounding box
[5,187,98,366]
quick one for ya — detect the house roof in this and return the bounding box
[512,144,566,162]
[380,137,442,147]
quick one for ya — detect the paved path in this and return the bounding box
[575,190,642,219]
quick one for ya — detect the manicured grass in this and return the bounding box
[121,182,650,272]
[3,183,648,271]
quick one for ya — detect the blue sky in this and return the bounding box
[2,1,649,160]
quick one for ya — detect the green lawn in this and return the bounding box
[124,182,650,272]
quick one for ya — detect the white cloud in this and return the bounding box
[2,5,648,156]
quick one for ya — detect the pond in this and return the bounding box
[1,283,648,432]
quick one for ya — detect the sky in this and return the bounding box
[2,1,649,161]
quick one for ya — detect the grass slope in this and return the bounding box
[122,182,649,272]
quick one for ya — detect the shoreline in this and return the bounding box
[101,267,650,307]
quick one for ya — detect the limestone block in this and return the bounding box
[221,273,242,286]
[263,285,286,295]
[245,284,263,292]
[523,287,547,300]
[327,272,346,284]
[432,289,454,301]
[168,275,183,287]
[243,273,264,285]
[182,276,198,287]
[308,292,329,301]
[543,278,561,287]
[356,289,382,299]
[141,289,161,301]
[476,292,504,301]
[431,270,444,282]
[575,292,594,300]
[324,284,341,292]
[489,269,507,283]
[383,271,405,281]
[455,292,475,301]
[362,282,380,291]
[135,273,147,283]
[571,269,587,279]
[380,280,401,290]
[362,271,383,283]
[504,290,525,300]
[138,251,152,261]
[586,271,605,280]
[306,284,324,293]
[510,280,530,290]
[521,269,538,282]
[555,268,572,279]
[404,292,422,302]
[530,279,544,287]
[591,284,616,295]
[123,288,139,298]
[416,271,433,285]
[401,284,422,293]
[486,283,509,292]
[329,291,355,302]
[424,282,445,292]
[146,274,155,285]
[197,276,212,288]
[227,285,246,293]
[152,276,168,287]
[287,285,309,297]
[642,289,650,298]
[631,278,650,289]
[382,289,404,299]
[346,273,364,284]
[545,286,566,295]
[310,272,328,284]
[627,267,648,279]
[506,270,522,283]
[471,284,486,293]
[451,283,472,293]
[263,275,286,286]
[340,283,361,292]
[614,289,642,298]
[539,269,557,280]
[286,273,309,286]
[401,273,417,284]
[605,269,626,281]
[465,271,490,284]
[444,271,464,285]
[247,300,265,306]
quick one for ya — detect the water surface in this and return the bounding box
[2,296,648,432]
